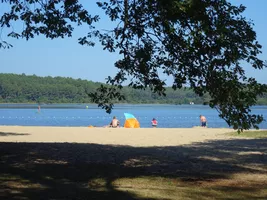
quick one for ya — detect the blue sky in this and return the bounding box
[1,0,267,85]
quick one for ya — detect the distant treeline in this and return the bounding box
[0,73,267,105]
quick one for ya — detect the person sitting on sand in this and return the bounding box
[151,118,158,128]
[110,116,120,128]
[199,115,207,127]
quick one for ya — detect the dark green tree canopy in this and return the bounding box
[1,0,266,131]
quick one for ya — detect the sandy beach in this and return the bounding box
[0,126,234,146]
[1,126,267,200]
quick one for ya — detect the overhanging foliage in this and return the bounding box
[1,0,266,131]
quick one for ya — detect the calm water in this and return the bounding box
[0,104,267,128]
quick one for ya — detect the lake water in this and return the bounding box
[0,104,267,128]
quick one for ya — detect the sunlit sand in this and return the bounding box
[0,126,234,146]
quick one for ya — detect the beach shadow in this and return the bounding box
[0,132,30,136]
[0,138,266,199]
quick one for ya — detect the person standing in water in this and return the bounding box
[199,115,207,127]
[151,118,158,128]
[37,105,41,113]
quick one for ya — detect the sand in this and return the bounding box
[0,126,235,147]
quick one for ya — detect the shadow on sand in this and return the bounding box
[0,137,267,199]
[0,132,30,136]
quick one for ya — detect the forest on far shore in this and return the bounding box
[1,73,267,105]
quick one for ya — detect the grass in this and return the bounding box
[1,172,267,200]
[228,130,267,138]
[1,135,267,199]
